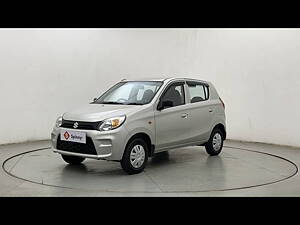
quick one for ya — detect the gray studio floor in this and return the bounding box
[0,139,299,196]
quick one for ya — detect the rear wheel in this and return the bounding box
[205,128,224,156]
[121,138,148,175]
[61,154,85,164]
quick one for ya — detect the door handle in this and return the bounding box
[181,113,188,118]
[209,109,213,113]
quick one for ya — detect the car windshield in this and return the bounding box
[94,81,163,105]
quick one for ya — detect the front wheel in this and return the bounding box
[121,138,148,175]
[61,154,85,165]
[205,128,224,156]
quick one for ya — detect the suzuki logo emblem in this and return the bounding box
[73,122,79,129]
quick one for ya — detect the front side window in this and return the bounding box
[187,82,209,103]
[160,83,185,108]
[95,81,163,105]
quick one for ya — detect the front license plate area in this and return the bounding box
[60,129,86,144]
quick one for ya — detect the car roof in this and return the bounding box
[120,78,165,82]
[120,77,209,83]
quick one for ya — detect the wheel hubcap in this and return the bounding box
[212,133,222,151]
[130,145,145,168]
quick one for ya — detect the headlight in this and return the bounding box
[99,115,126,131]
[55,116,63,128]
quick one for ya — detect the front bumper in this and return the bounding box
[51,126,129,161]
[52,148,112,159]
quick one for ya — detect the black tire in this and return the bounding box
[121,138,148,175]
[61,154,85,165]
[205,128,224,156]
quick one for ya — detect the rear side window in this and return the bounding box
[187,82,209,103]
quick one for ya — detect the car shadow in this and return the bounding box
[62,163,88,174]
[150,151,170,164]
[60,151,224,178]
[61,161,126,176]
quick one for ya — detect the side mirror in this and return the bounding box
[158,100,173,110]
[90,97,98,104]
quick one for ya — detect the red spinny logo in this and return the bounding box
[64,131,70,140]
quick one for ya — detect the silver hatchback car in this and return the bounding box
[51,78,226,174]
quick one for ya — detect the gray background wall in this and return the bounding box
[0,29,299,147]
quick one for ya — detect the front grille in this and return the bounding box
[61,119,101,130]
[56,135,98,155]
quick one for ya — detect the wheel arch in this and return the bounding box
[212,123,226,140]
[124,132,155,158]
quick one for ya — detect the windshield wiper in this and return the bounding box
[126,103,144,105]
[100,101,124,105]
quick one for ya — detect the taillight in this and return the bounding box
[219,97,225,109]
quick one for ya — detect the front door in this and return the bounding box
[154,82,191,151]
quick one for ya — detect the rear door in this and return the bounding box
[185,81,214,143]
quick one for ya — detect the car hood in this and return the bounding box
[63,104,139,122]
